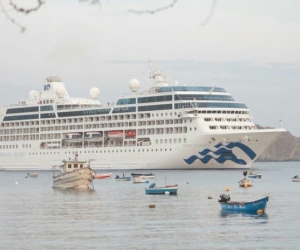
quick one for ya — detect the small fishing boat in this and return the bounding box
[95,173,112,179]
[26,173,39,178]
[239,170,253,187]
[131,173,155,179]
[248,173,262,178]
[248,168,262,178]
[239,178,253,187]
[145,183,178,195]
[218,194,269,213]
[292,175,300,182]
[133,177,148,183]
[115,174,131,181]
[52,154,96,189]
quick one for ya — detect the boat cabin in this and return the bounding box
[59,160,87,173]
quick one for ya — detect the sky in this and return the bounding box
[1,0,300,136]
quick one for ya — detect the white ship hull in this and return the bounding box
[0,129,285,170]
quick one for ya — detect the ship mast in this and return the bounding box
[148,61,169,86]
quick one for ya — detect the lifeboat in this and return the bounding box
[84,132,103,141]
[65,132,83,143]
[125,130,136,138]
[108,131,123,138]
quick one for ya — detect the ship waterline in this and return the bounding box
[0,62,285,170]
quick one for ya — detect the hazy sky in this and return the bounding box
[1,0,300,136]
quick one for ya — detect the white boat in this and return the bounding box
[26,173,39,178]
[52,155,96,189]
[84,132,103,142]
[0,62,286,170]
[64,133,83,143]
[133,177,148,183]
[292,175,300,182]
[239,178,253,187]
[131,173,155,179]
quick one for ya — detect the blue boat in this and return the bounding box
[218,194,269,213]
[145,183,178,195]
[115,174,131,181]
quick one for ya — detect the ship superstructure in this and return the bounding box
[0,62,286,170]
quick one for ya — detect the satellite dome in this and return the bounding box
[89,87,100,99]
[56,86,66,98]
[28,90,38,100]
[129,79,140,92]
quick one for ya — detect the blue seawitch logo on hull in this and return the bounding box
[184,142,256,165]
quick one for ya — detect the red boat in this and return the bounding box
[125,130,136,138]
[95,173,112,179]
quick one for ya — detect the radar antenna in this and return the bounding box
[148,61,169,86]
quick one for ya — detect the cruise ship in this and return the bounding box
[0,62,286,170]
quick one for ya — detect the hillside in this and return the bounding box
[257,126,300,161]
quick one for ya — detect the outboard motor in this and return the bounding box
[219,194,230,203]
[243,171,247,177]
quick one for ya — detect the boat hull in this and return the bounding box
[0,128,285,170]
[248,174,262,178]
[292,178,300,182]
[145,186,178,195]
[133,177,148,183]
[53,168,96,189]
[239,179,253,187]
[220,197,268,213]
[95,173,112,179]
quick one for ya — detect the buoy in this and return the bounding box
[15,182,18,185]
[149,204,155,208]
[226,186,230,191]
[257,209,263,214]
[165,191,170,195]
[208,196,212,199]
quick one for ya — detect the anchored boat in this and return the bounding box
[218,194,269,213]
[52,155,96,189]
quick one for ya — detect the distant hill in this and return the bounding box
[257,126,300,161]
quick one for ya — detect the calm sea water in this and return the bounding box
[1,162,300,250]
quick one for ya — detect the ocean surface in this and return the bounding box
[1,162,300,250]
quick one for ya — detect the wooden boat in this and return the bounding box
[26,173,39,178]
[292,175,300,182]
[131,173,155,179]
[52,155,96,189]
[133,177,148,183]
[239,178,253,187]
[115,174,131,181]
[219,194,269,213]
[108,131,123,138]
[95,173,112,179]
[145,183,178,195]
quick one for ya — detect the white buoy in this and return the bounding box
[15,182,18,185]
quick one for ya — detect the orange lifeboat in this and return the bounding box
[125,130,136,138]
[108,131,123,138]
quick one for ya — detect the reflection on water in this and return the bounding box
[0,163,300,249]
